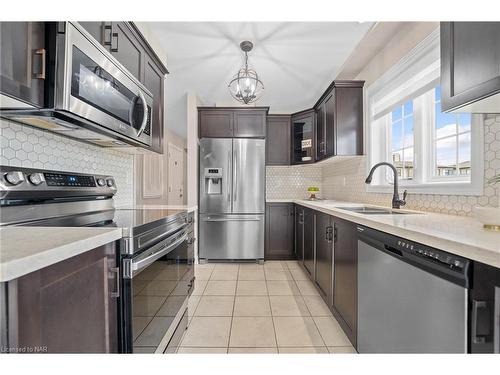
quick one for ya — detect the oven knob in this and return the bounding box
[28,172,45,186]
[4,171,25,185]
[106,178,115,187]
[97,178,106,187]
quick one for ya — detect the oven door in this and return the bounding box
[57,22,153,146]
[121,229,193,353]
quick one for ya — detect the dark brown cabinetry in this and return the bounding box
[266,115,291,165]
[110,22,143,81]
[291,109,316,164]
[0,22,46,107]
[265,203,295,260]
[143,55,165,153]
[332,217,358,346]
[295,205,304,261]
[440,22,500,113]
[78,22,106,45]
[315,212,333,301]
[314,80,364,160]
[303,207,315,276]
[198,107,268,138]
[2,243,119,353]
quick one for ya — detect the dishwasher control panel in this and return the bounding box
[395,239,466,271]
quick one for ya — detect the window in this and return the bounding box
[366,29,483,195]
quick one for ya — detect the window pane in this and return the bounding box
[458,113,471,133]
[392,106,402,122]
[403,115,414,147]
[436,136,457,176]
[403,100,413,117]
[391,120,403,151]
[403,147,414,179]
[435,107,457,138]
[458,133,471,175]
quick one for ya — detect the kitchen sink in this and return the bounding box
[334,206,420,215]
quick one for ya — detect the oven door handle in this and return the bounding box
[124,233,187,279]
[136,90,148,136]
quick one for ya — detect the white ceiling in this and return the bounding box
[146,22,374,138]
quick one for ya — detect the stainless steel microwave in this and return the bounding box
[0,22,153,148]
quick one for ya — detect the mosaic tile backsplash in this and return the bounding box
[322,115,500,216]
[266,165,323,199]
[0,119,134,206]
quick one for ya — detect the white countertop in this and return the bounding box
[0,227,123,282]
[285,199,500,268]
[116,204,197,212]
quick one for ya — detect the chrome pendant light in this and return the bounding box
[228,41,264,104]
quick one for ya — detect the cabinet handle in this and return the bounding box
[33,48,46,80]
[110,267,120,298]
[104,25,119,52]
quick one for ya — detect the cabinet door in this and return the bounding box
[199,110,234,137]
[266,115,290,165]
[335,87,363,156]
[144,55,165,153]
[265,203,295,260]
[234,111,266,138]
[110,22,143,81]
[291,111,315,164]
[303,208,315,276]
[315,103,326,161]
[8,244,119,353]
[0,22,45,107]
[315,212,333,301]
[324,93,336,157]
[332,217,358,346]
[295,206,304,261]
[79,22,106,45]
[441,22,500,112]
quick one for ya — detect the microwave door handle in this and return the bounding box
[136,90,148,136]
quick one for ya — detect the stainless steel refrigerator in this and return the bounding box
[199,138,265,261]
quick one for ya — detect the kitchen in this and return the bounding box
[0,1,499,373]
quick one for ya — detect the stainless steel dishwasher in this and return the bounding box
[357,225,470,353]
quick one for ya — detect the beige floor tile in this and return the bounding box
[133,346,156,353]
[284,261,302,270]
[180,317,231,347]
[195,263,216,270]
[195,296,234,317]
[313,316,351,346]
[191,279,208,296]
[134,316,175,347]
[154,269,180,281]
[157,296,186,316]
[204,280,237,296]
[269,295,310,316]
[238,268,265,281]
[302,295,333,316]
[238,263,264,270]
[214,263,240,271]
[233,296,271,316]
[290,268,311,281]
[229,317,277,347]
[266,280,300,295]
[139,280,177,296]
[264,269,293,281]
[328,346,357,354]
[263,261,284,270]
[236,280,268,295]
[132,316,152,340]
[187,295,201,321]
[295,280,320,295]
[194,268,213,281]
[229,347,278,353]
[278,347,329,353]
[177,347,228,353]
[210,268,239,281]
[273,317,325,347]
[132,296,166,316]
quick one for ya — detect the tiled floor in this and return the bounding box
[175,260,356,354]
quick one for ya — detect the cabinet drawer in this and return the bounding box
[234,111,266,138]
[199,110,234,137]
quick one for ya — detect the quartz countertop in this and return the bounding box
[289,199,500,268]
[0,227,122,282]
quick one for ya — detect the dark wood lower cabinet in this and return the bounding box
[265,203,295,260]
[294,206,304,261]
[332,217,358,346]
[2,243,119,353]
[303,208,315,276]
[315,212,333,302]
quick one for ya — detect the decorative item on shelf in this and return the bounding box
[473,174,500,231]
[307,186,321,201]
[228,41,264,104]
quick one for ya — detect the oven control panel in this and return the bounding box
[44,172,97,187]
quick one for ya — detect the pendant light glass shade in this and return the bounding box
[228,41,264,104]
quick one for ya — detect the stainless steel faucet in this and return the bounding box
[365,162,407,209]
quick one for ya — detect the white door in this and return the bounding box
[168,143,184,205]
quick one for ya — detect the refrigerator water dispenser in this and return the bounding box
[204,168,223,195]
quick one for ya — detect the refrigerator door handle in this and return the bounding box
[233,147,238,202]
[203,217,261,222]
[227,150,231,202]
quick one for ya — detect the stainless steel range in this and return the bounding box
[0,165,194,354]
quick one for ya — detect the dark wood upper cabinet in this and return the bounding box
[198,108,268,138]
[440,22,500,113]
[314,80,364,160]
[3,244,119,353]
[291,109,316,164]
[303,207,315,277]
[332,217,358,347]
[0,22,46,107]
[266,115,291,165]
[265,203,295,260]
[315,211,333,302]
[295,205,304,262]
[144,55,165,153]
[78,22,106,45]
[110,22,143,81]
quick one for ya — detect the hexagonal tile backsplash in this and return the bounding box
[0,119,134,206]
